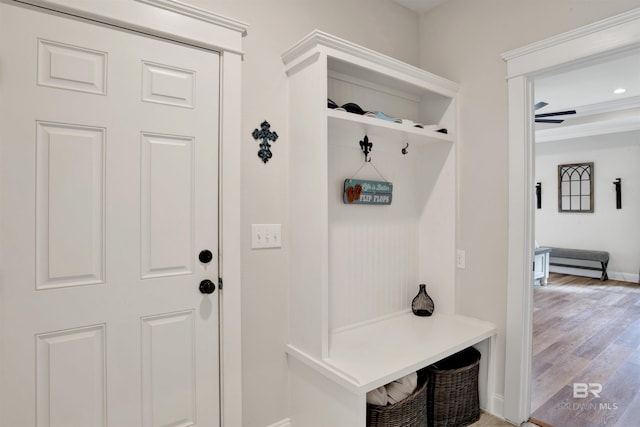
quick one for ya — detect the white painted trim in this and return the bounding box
[502,8,640,63]
[12,0,247,55]
[135,0,248,34]
[572,95,640,117]
[218,50,244,427]
[502,8,640,78]
[503,7,640,425]
[492,393,505,420]
[282,29,459,96]
[535,118,640,142]
[2,1,245,426]
[265,418,291,427]
[504,75,535,425]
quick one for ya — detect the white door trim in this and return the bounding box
[501,7,640,424]
[1,1,247,425]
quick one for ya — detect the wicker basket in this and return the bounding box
[426,347,481,427]
[367,373,428,427]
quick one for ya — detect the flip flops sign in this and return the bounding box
[343,179,393,205]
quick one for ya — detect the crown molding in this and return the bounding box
[502,7,640,78]
[502,8,640,62]
[282,29,458,95]
[135,0,247,35]
[11,0,247,54]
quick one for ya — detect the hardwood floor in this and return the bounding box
[531,273,640,427]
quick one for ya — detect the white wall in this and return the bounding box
[417,0,640,402]
[179,1,419,426]
[535,131,640,282]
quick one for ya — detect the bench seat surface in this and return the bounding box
[548,247,609,262]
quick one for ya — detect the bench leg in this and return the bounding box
[600,261,609,281]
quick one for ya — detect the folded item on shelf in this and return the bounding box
[369,111,402,123]
[366,386,389,406]
[328,98,339,109]
[366,371,418,406]
[386,371,418,405]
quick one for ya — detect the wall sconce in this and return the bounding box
[536,182,542,209]
[613,178,621,209]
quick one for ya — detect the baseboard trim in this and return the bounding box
[550,267,639,283]
[491,393,505,419]
[265,418,291,427]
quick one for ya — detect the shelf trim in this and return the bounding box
[328,109,454,144]
[287,312,496,395]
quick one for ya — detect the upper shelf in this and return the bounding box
[286,312,496,395]
[328,109,454,146]
[283,30,459,100]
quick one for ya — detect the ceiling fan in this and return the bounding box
[534,101,576,124]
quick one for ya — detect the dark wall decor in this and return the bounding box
[536,182,542,209]
[613,178,622,209]
[252,120,278,163]
[558,162,594,213]
[359,135,372,162]
[343,134,393,205]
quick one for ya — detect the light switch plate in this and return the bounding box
[251,224,282,249]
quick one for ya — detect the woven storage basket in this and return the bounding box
[426,347,481,427]
[367,373,428,427]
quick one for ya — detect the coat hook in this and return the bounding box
[536,182,542,209]
[360,135,372,162]
[402,142,409,155]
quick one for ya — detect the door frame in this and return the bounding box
[0,0,247,425]
[502,7,640,424]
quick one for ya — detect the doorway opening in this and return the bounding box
[502,8,640,425]
[529,50,640,426]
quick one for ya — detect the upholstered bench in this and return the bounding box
[548,247,609,281]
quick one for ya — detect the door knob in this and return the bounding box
[199,279,216,294]
[199,249,213,264]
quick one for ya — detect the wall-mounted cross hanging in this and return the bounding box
[252,120,278,164]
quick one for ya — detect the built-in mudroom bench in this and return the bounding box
[283,31,497,427]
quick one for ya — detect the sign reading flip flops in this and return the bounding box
[343,179,393,205]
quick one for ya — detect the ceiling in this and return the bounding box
[534,50,640,142]
[393,0,447,13]
[393,0,640,143]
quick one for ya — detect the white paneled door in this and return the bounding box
[0,3,220,426]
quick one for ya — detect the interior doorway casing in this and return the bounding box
[502,8,640,425]
[0,0,247,425]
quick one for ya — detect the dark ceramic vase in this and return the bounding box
[412,284,434,316]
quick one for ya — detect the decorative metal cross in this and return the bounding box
[252,120,279,164]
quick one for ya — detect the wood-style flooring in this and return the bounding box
[531,273,640,427]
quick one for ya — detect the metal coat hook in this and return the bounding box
[402,142,409,155]
[360,135,372,162]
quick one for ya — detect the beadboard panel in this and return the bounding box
[329,221,419,330]
[328,121,426,331]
